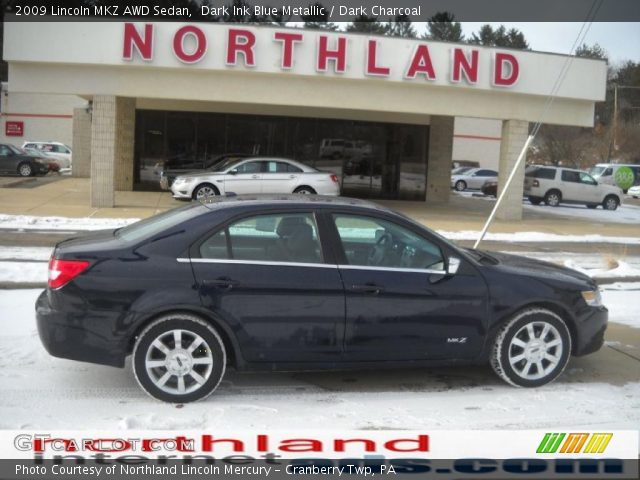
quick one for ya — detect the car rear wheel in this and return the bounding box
[294,186,316,194]
[586,204,597,209]
[491,308,571,388]
[133,314,226,403]
[603,195,619,211]
[193,183,219,201]
[455,180,467,192]
[528,197,542,206]
[17,162,33,177]
[544,190,561,207]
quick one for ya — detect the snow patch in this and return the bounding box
[0,214,138,231]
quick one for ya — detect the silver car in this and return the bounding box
[451,168,498,191]
[171,157,341,200]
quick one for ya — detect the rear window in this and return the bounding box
[525,167,556,180]
[115,205,201,243]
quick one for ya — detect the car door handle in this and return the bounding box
[289,175,297,179]
[251,174,260,179]
[351,284,384,295]
[202,278,238,290]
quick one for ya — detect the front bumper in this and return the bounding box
[170,183,193,199]
[36,290,127,368]
[573,305,608,356]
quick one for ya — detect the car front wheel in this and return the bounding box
[455,180,467,191]
[491,308,571,388]
[18,162,33,177]
[133,314,226,403]
[193,183,219,201]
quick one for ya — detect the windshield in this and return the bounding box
[589,166,606,177]
[452,167,471,175]
[211,157,243,172]
[114,205,202,243]
[7,145,22,154]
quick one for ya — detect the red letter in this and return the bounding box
[317,35,346,73]
[173,25,207,64]
[451,48,478,84]
[201,435,243,452]
[274,32,303,69]
[405,45,436,80]
[494,52,519,86]
[366,40,390,76]
[123,23,153,61]
[227,29,256,66]
[384,435,429,452]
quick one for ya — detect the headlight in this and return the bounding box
[174,177,193,185]
[581,289,602,307]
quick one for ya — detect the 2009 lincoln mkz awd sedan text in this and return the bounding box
[36,196,607,402]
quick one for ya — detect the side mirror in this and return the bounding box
[447,257,461,275]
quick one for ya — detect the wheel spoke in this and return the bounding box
[511,338,527,349]
[523,360,533,375]
[174,330,182,349]
[152,339,170,356]
[509,353,526,364]
[539,324,550,340]
[177,376,186,393]
[192,357,213,365]
[189,370,206,385]
[526,324,535,341]
[546,339,562,349]
[544,352,560,363]
[187,336,204,354]
[535,360,544,375]
[146,360,166,368]
[156,371,172,387]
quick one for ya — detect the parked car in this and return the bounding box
[628,184,640,199]
[451,166,473,176]
[481,179,498,197]
[451,168,498,191]
[171,157,340,200]
[0,143,49,176]
[36,195,607,402]
[22,141,72,169]
[23,147,60,173]
[160,154,249,190]
[525,165,623,211]
[589,162,640,193]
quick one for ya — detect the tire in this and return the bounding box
[294,186,316,195]
[133,313,226,403]
[602,195,619,211]
[528,197,542,206]
[455,180,467,192]
[491,308,571,388]
[586,204,597,209]
[17,162,33,177]
[544,190,561,207]
[192,183,219,201]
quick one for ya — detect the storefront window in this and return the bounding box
[135,110,428,200]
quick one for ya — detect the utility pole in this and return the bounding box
[612,84,618,156]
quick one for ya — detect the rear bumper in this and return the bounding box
[35,290,127,368]
[573,305,608,356]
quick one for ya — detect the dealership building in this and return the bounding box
[4,21,606,219]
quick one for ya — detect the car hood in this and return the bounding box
[600,183,624,194]
[481,250,595,287]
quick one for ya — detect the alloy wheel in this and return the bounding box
[507,321,563,381]
[19,164,32,176]
[195,186,216,200]
[144,329,214,395]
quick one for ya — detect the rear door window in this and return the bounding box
[561,170,581,183]
[199,213,323,264]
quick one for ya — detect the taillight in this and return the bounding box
[48,258,90,289]
[330,174,339,183]
[533,180,540,187]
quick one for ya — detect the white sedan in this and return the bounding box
[628,185,640,199]
[171,157,341,200]
[451,168,498,191]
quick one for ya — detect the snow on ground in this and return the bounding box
[0,246,51,261]
[0,214,138,231]
[0,289,638,431]
[600,282,640,329]
[0,262,47,283]
[443,230,640,244]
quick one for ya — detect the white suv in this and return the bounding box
[524,165,623,211]
[22,141,72,169]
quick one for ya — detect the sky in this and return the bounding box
[459,23,640,64]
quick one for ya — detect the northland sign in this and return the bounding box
[122,23,520,87]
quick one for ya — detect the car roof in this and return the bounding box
[199,194,392,213]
